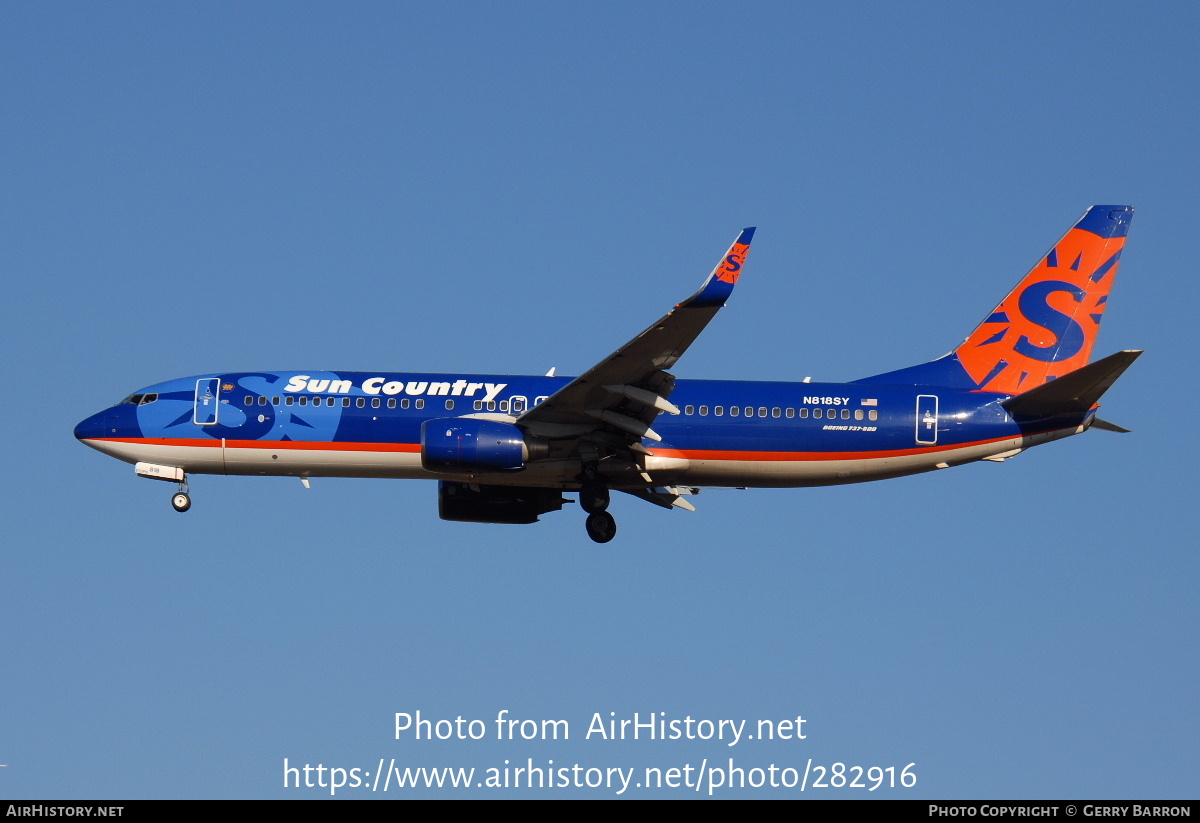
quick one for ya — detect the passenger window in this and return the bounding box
[869,410,878,421]
[285,396,294,406]
[814,408,823,419]
[730,406,740,417]
[372,398,381,408]
[244,396,253,406]
[487,401,496,411]
[357,398,366,408]
[499,400,509,412]
[684,405,695,415]
[714,406,724,416]
[257,396,266,406]
[826,408,835,417]
[699,405,709,416]
[445,399,454,410]
[474,400,483,411]
[299,396,308,406]
[401,398,410,409]
[785,408,794,418]
[772,407,780,418]
[328,397,338,407]
[759,407,768,417]
[415,399,424,409]
[799,408,808,418]
[343,398,351,408]
[855,409,864,420]
[271,396,279,405]
[841,408,850,419]
[387,398,396,409]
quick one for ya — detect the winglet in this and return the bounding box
[683,227,755,308]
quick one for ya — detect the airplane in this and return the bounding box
[75,206,1139,543]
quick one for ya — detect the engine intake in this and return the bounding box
[421,418,546,473]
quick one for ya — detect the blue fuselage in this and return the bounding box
[75,370,1082,490]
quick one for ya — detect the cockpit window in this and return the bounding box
[121,393,158,406]
[139,394,158,405]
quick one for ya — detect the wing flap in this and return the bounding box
[620,486,699,511]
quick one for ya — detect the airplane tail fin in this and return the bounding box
[856,206,1133,393]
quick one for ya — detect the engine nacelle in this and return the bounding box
[438,481,568,524]
[421,418,545,473]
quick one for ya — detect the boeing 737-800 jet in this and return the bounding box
[75,206,1139,543]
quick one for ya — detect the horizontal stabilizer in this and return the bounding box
[1002,350,1142,421]
[1090,417,1132,433]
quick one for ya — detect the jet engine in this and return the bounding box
[421,418,547,473]
[437,481,569,524]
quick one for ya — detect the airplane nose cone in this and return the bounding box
[74,411,108,441]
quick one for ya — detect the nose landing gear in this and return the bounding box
[171,475,191,513]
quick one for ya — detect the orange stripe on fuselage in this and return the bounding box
[90,437,422,453]
[652,434,1020,462]
[93,432,1059,463]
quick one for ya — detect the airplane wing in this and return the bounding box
[517,228,754,455]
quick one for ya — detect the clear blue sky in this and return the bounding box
[2,2,1196,798]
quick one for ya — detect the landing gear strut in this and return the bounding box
[579,463,615,542]
[171,476,191,513]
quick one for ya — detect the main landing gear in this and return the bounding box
[585,511,616,543]
[579,465,616,543]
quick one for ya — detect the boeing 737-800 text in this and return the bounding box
[75,206,1139,542]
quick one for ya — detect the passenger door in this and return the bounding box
[193,378,221,426]
[915,394,938,444]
